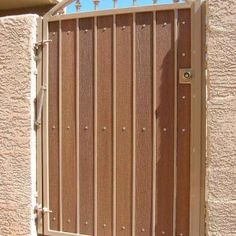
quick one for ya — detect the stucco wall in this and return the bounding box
[206,0,236,235]
[0,15,38,236]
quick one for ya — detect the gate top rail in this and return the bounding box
[44,0,192,21]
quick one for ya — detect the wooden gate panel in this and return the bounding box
[78,18,94,235]
[135,12,153,236]
[176,9,191,236]
[61,20,77,233]
[116,14,133,236]
[155,10,175,236]
[48,21,60,231]
[97,16,113,236]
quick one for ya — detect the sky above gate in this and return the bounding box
[66,0,180,13]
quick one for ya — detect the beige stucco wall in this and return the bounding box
[206,0,236,235]
[0,15,38,236]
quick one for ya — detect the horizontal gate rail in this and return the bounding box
[44,1,191,21]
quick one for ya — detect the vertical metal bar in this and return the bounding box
[59,20,63,232]
[36,16,43,235]
[76,18,80,234]
[42,18,50,235]
[113,14,117,236]
[94,16,98,236]
[152,11,157,236]
[190,1,203,235]
[173,9,178,236]
[132,12,136,236]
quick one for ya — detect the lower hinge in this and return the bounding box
[34,204,52,215]
[35,40,52,50]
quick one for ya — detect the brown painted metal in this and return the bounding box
[97,16,113,236]
[135,12,153,236]
[155,10,175,236]
[61,19,77,233]
[45,5,196,236]
[116,14,133,236]
[48,21,60,231]
[78,17,94,235]
[176,9,191,236]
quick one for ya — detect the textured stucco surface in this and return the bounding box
[0,15,38,236]
[206,0,236,235]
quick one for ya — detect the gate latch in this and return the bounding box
[179,68,193,84]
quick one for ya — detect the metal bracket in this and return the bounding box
[35,40,52,50]
[179,68,193,84]
[34,204,52,215]
[35,85,47,127]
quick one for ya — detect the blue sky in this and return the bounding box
[66,0,178,13]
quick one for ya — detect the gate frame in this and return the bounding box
[36,1,205,235]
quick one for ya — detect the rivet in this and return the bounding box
[103,27,107,31]
[53,32,56,36]
[142,24,146,28]
[122,226,126,230]
[67,31,70,35]
[122,26,126,30]
[85,29,88,33]
[52,126,56,129]
[182,53,186,57]
[103,223,107,228]
[122,127,126,131]
[162,231,165,235]
[182,95,186,99]
[141,228,145,232]
[182,128,186,132]
[182,21,186,25]
[142,127,146,132]
[179,234,184,236]
[67,126,70,129]
[103,126,107,131]
[193,94,196,98]
[163,22,167,26]
[84,126,88,130]
[163,128,167,132]
[85,221,88,225]
[67,219,71,223]
[52,217,56,221]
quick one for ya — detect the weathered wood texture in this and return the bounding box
[61,20,77,233]
[97,16,113,236]
[48,21,60,231]
[176,9,191,236]
[155,10,175,236]
[78,17,94,235]
[135,12,153,236]
[116,14,133,236]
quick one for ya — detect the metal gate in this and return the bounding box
[36,1,203,236]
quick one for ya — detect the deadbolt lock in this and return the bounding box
[179,68,193,84]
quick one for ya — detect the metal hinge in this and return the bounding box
[35,85,47,127]
[34,204,52,215]
[35,40,52,50]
